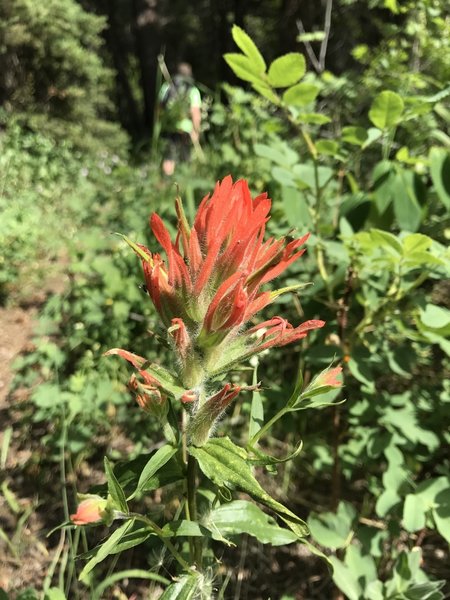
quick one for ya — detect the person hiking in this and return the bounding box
[159,62,201,176]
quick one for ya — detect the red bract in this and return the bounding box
[316,366,343,388]
[133,175,324,349]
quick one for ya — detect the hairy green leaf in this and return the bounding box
[189,437,309,537]
[208,500,298,546]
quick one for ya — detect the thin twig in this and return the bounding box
[297,0,334,73]
[319,0,333,71]
[296,19,321,73]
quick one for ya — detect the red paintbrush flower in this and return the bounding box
[123,176,324,356]
[108,176,325,443]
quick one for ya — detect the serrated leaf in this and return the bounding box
[129,444,177,500]
[267,53,306,87]
[189,437,309,538]
[283,83,319,106]
[224,53,265,84]
[104,457,128,514]
[231,25,266,72]
[251,82,280,104]
[369,91,404,129]
[208,500,298,546]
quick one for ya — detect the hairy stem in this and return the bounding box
[187,453,202,568]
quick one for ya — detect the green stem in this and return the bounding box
[130,514,190,571]
[187,453,202,568]
[249,407,289,447]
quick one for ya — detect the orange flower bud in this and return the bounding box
[70,495,108,526]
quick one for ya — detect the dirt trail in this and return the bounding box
[0,306,37,408]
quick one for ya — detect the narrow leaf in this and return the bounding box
[104,457,128,514]
[130,444,178,499]
[79,520,135,582]
[92,570,169,600]
[116,233,152,263]
[249,364,263,440]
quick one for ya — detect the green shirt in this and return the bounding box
[159,80,201,134]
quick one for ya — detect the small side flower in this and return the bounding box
[303,366,343,399]
[70,494,110,526]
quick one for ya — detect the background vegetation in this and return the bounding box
[0,0,449,598]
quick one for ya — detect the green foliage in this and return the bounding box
[3,7,450,598]
[0,0,126,151]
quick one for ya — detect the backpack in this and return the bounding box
[160,75,194,132]
[160,75,193,108]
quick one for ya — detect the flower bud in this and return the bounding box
[302,366,343,399]
[70,495,109,526]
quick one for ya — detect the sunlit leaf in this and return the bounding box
[267,53,306,87]
[231,25,266,73]
[369,91,404,129]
